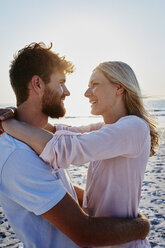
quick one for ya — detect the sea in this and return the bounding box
[0,99,165,247]
[1,99,165,128]
[52,99,165,129]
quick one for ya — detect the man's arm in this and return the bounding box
[42,192,150,247]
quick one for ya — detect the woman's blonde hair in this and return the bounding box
[95,61,159,156]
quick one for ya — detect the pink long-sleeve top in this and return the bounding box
[40,115,151,248]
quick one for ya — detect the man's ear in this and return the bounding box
[30,75,44,95]
[116,84,125,96]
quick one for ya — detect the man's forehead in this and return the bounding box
[52,70,66,80]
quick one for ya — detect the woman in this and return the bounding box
[2,61,159,247]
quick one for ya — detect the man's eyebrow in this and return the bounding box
[59,79,66,83]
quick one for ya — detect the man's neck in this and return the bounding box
[17,102,48,129]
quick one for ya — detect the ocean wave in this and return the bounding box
[153,109,165,112]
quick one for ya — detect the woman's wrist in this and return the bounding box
[2,119,18,133]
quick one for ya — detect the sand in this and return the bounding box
[0,130,165,247]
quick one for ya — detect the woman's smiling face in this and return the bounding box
[84,69,120,118]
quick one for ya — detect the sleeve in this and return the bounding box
[40,117,150,170]
[56,122,104,133]
[2,149,67,215]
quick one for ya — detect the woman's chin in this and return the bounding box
[91,109,99,116]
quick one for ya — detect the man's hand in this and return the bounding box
[0,107,16,134]
[137,212,150,240]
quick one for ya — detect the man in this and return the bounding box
[0,42,149,248]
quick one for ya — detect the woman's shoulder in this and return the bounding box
[115,115,150,137]
[118,115,149,126]
[102,115,149,137]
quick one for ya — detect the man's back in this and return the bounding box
[0,133,79,248]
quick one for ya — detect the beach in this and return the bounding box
[0,100,165,247]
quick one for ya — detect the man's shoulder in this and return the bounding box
[0,133,36,171]
[0,133,54,186]
[0,132,34,152]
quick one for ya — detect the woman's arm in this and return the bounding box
[3,117,149,171]
[56,122,104,133]
[0,107,17,135]
[1,119,106,169]
[2,119,53,154]
[39,117,149,170]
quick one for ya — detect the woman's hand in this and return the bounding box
[44,123,56,133]
[0,107,17,134]
[0,107,16,121]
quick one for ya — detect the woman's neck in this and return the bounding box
[103,104,128,124]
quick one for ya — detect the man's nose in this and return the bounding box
[63,85,70,96]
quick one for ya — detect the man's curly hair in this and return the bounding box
[9,42,74,106]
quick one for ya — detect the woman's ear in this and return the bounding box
[30,75,44,95]
[116,84,125,96]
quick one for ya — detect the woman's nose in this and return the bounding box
[84,88,92,98]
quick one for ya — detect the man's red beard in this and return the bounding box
[41,86,66,118]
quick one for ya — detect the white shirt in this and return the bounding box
[41,115,151,248]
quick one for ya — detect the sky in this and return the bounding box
[0,0,165,116]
